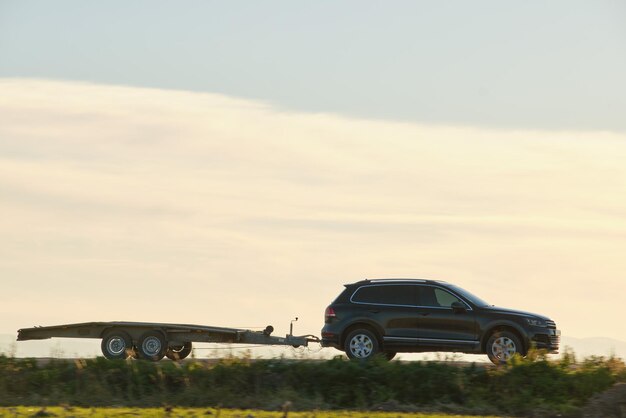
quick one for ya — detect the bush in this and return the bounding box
[0,353,624,416]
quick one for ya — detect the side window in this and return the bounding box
[352,286,383,303]
[419,286,462,308]
[434,288,462,308]
[352,285,418,306]
[419,286,440,307]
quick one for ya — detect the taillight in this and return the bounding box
[325,306,336,322]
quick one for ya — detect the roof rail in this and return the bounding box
[346,278,448,287]
[367,278,428,283]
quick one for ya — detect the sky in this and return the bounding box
[1,1,626,358]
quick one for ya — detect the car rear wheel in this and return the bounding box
[487,331,523,365]
[345,329,380,360]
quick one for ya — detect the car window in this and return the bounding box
[418,286,462,308]
[435,288,462,307]
[419,286,440,307]
[352,285,418,306]
[446,284,489,307]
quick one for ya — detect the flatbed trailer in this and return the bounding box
[17,321,319,361]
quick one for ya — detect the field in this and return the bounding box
[0,406,498,418]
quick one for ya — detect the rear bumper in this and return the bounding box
[320,334,341,349]
[320,324,342,349]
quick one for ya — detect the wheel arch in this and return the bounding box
[340,320,385,350]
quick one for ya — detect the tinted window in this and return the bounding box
[434,288,462,307]
[446,284,489,307]
[352,285,418,306]
[419,286,462,307]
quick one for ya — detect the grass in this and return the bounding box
[0,407,499,418]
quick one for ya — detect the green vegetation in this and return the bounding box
[0,406,491,418]
[0,351,624,416]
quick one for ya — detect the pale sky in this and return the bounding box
[1,1,625,131]
[1,2,626,355]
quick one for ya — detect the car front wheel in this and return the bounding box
[344,329,380,360]
[486,331,523,365]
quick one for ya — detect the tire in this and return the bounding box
[137,331,167,361]
[384,351,397,361]
[344,328,380,360]
[165,342,192,361]
[101,330,133,360]
[486,331,523,365]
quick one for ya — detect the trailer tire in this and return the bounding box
[166,342,192,360]
[101,330,133,360]
[137,331,167,361]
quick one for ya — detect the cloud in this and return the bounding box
[1,78,625,343]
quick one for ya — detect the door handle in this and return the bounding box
[420,312,430,316]
[369,309,380,314]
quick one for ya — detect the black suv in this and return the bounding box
[321,279,560,364]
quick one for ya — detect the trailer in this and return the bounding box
[17,320,319,361]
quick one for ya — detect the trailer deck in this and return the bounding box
[18,321,319,361]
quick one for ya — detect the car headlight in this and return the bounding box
[526,318,546,327]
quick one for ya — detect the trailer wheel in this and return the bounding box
[137,331,167,361]
[101,330,133,360]
[166,342,192,360]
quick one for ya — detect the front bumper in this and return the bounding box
[531,328,561,352]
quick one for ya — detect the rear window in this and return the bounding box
[352,284,418,306]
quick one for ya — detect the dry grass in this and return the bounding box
[0,406,499,418]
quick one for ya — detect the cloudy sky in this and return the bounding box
[1,1,626,356]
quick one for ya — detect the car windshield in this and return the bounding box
[447,284,491,307]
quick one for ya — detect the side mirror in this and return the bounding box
[451,301,467,313]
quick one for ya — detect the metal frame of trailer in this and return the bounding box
[17,321,319,361]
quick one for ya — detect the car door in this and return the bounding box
[350,284,421,338]
[414,285,477,343]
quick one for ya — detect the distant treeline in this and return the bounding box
[1,351,624,416]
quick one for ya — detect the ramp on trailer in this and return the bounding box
[17,321,319,361]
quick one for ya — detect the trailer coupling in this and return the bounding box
[236,324,320,347]
[257,318,320,346]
